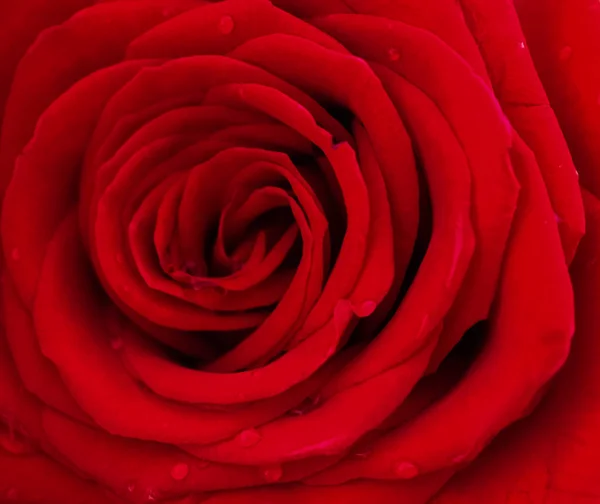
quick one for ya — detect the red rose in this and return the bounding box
[0,0,597,502]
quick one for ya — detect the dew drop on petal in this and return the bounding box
[171,462,189,481]
[183,261,197,275]
[393,461,419,479]
[238,428,261,447]
[126,481,136,494]
[352,300,377,317]
[145,489,159,502]
[192,278,215,291]
[559,46,572,61]
[289,394,320,416]
[262,464,283,482]
[10,248,19,261]
[325,344,337,359]
[162,7,180,17]
[218,15,234,35]
[519,41,525,49]
[452,452,469,464]
[388,48,400,61]
[110,337,123,350]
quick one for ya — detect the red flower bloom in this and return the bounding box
[0,0,597,502]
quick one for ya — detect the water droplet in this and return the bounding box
[192,278,214,291]
[10,248,19,261]
[218,15,234,35]
[290,395,321,416]
[183,261,197,275]
[238,428,261,447]
[452,452,469,464]
[388,48,400,61]
[126,481,136,493]
[352,300,377,317]
[519,42,525,49]
[353,449,372,459]
[393,461,419,479]
[559,46,572,62]
[196,459,210,469]
[171,462,189,480]
[162,7,181,17]
[262,464,283,482]
[145,488,159,502]
[325,344,337,359]
[6,488,17,500]
[110,337,123,350]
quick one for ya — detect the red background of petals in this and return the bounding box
[0,0,599,503]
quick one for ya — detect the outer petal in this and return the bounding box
[432,190,600,503]
[515,0,600,201]
[458,0,584,264]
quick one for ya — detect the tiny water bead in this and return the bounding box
[126,481,136,494]
[559,45,573,62]
[218,15,234,35]
[392,461,419,479]
[519,41,526,49]
[110,337,123,350]
[171,462,189,481]
[161,7,183,17]
[289,395,321,416]
[192,278,217,291]
[452,452,470,464]
[145,488,159,502]
[183,260,197,275]
[388,47,400,61]
[262,464,283,483]
[352,300,377,318]
[238,428,261,447]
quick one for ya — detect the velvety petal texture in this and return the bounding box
[0,0,596,503]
